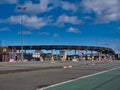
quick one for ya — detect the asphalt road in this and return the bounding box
[43,67,120,90]
[0,60,120,90]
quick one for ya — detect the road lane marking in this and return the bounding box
[37,67,120,90]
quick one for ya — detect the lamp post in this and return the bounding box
[17,6,26,61]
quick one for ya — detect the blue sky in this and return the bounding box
[0,0,120,53]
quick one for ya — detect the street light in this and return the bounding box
[17,6,26,61]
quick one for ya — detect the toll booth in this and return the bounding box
[0,47,2,62]
[32,50,41,61]
[60,50,66,61]
[1,47,10,62]
[115,53,120,60]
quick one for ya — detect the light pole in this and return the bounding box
[17,6,26,61]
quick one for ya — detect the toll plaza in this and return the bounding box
[0,45,115,62]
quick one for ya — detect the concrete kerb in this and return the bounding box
[0,61,69,74]
[0,60,116,74]
[0,66,62,74]
[0,61,73,74]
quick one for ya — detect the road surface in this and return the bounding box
[0,60,119,90]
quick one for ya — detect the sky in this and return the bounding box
[0,0,120,53]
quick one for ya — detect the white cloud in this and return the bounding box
[83,16,92,20]
[1,15,52,29]
[61,1,78,12]
[81,0,120,23]
[67,27,80,33]
[16,0,55,15]
[16,0,79,15]
[0,0,18,4]
[56,14,82,26]
[0,27,9,31]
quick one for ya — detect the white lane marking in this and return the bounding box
[37,67,120,90]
